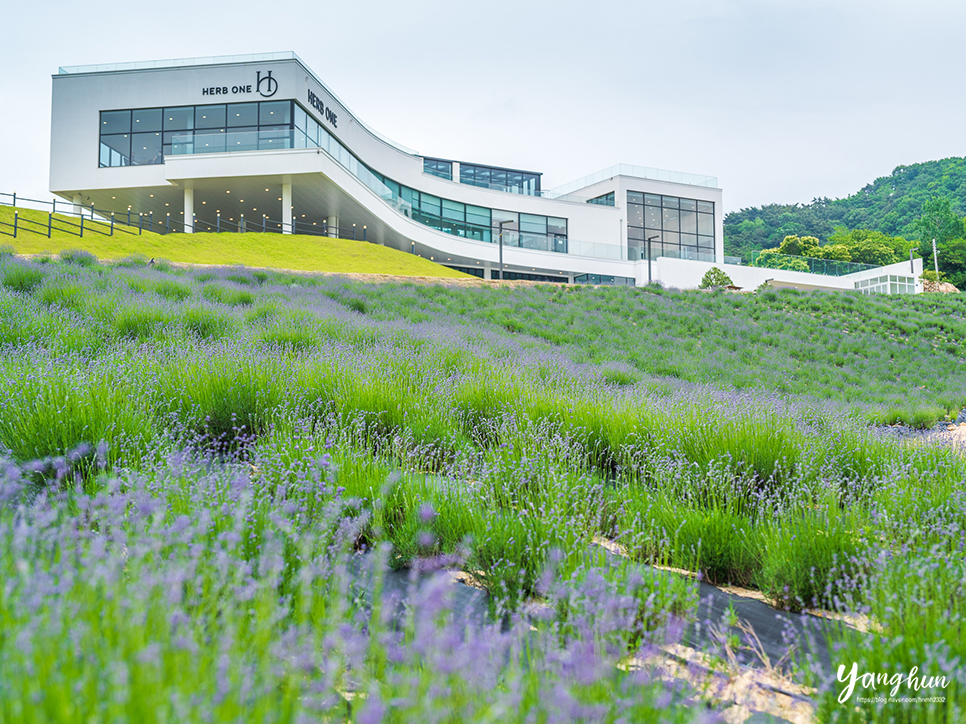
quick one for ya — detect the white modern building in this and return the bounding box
[49,52,921,290]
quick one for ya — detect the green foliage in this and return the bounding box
[154,279,191,302]
[201,284,255,307]
[1,264,45,293]
[754,248,809,272]
[698,267,733,289]
[777,235,820,257]
[724,157,966,262]
[59,248,98,267]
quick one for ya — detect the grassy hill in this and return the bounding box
[0,204,469,278]
[725,156,966,262]
[1,256,964,723]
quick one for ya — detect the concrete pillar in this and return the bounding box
[72,194,84,217]
[184,187,194,233]
[452,161,460,184]
[326,215,338,238]
[282,183,292,234]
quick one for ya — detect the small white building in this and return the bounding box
[49,52,921,291]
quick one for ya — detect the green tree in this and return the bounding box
[812,243,852,261]
[755,248,810,272]
[699,267,734,289]
[915,196,962,260]
[777,235,820,257]
[848,240,898,266]
[937,238,966,289]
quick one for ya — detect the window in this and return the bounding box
[101,101,297,166]
[588,191,615,206]
[459,163,541,195]
[423,158,453,180]
[627,191,715,261]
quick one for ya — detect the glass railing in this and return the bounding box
[59,52,298,74]
[724,255,742,265]
[751,250,880,277]
[548,163,719,198]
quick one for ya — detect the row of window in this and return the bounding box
[459,163,541,195]
[855,274,915,295]
[574,273,634,286]
[99,101,295,167]
[627,191,715,261]
[423,159,453,180]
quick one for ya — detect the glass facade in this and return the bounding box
[423,158,453,180]
[99,101,300,167]
[626,191,714,262]
[460,164,540,195]
[855,274,915,295]
[574,273,635,286]
[588,192,615,206]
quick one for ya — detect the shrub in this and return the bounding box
[202,284,254,307]
[0,245,14,258]
[2,265,45,293]
[114,307,168,341]
[698,267,733,290]
[181,307,235,339]
[154,280,191,302]
[115,254,148,268]
[59,249,97,267]
[38,283,86,310]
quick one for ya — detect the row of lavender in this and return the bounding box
[0,254,963,722]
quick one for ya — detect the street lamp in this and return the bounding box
[497,219,515,281]
[646,234,660,284]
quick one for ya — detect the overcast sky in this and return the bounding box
[3,0,965,214]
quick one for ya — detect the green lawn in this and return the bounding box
[0,205,468,278]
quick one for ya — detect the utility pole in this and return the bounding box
[933,238,939,276]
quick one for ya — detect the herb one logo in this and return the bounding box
[256,71,278,98]
[837,663,949,704]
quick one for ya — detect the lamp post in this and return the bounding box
[646,234,660,284]
[497,219,515,281]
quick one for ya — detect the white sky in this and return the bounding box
[3,0,965,213]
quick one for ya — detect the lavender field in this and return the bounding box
[1,252,964,723]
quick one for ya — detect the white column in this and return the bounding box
[72,194,84,217]
[184,188,194,233]
[326,215,338,238]
[452,161,460,184]
[282,183,292,234]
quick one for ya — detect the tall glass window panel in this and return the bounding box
[627,226,645,242]
[662,205,679,232]
[420,193,441,218]
[100,134,130,167]
[662,196,679,209]
[101,110,131,135]
[628,203,644,226]
[164,107,194,131]
[259,101,292,126]
[645,205,661,229]
[442,198,464,222]
[196,104,226,130]
[681,233,698,249]
[680,209,697,234]
[519,214,547,235]
[132,108,162,133]
[228,103,259,127]
[294,106,307,132]
[698,235,714,249]
[697,213,713,236]
[131,132,163,165]
[663,231,681,247]
[548,217,567,238]
[697,200,714,214]
[466,205,490,228]
[679,198,697,212]
[644,193,661,206]
[628,191,644,204]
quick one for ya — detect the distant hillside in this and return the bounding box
[725,157,966,262]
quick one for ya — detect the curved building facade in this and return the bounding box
[50,52,729,285]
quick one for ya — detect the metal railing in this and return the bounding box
[751,250,881,277]
[0,192,369,241]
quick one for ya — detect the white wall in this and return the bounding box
[655,256,924,293]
